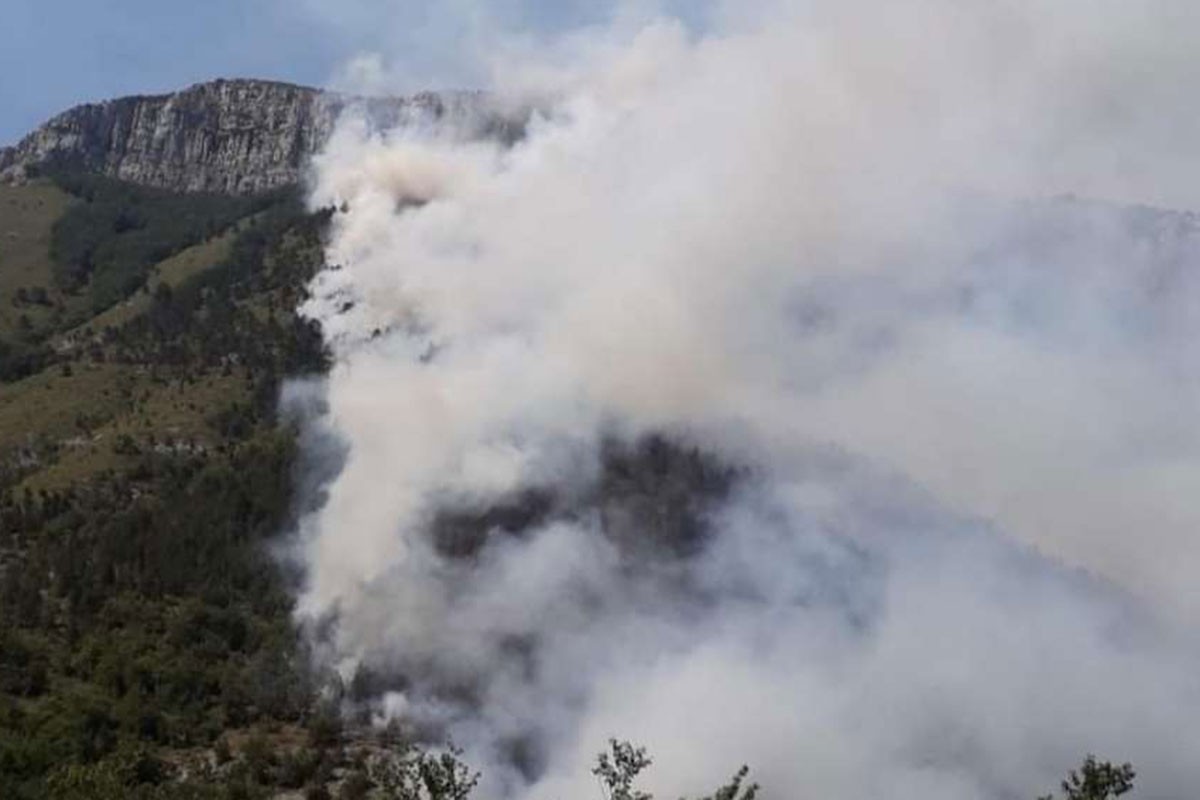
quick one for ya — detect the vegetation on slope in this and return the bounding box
[0,174,329,798]
[0,172,284,383]
[47,171,284,312]
[0,182,76,381]
[0,183,75,332]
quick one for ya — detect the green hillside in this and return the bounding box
[0,173,337,798]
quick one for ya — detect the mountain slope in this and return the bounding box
[0,170,333,798]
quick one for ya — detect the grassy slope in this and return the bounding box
[60,224,240,339]
[5,366,249,493]
[0,182,260,492]
[0,184,80,337]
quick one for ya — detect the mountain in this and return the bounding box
[0,78,494,194]
[0,79,1166,800]
[0,72,537,798]
[0,79,354,799]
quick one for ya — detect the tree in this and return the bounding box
[1040,755,1135,800]
[594,739,652,800]
[593,740,758,800]
[370,745,480,800]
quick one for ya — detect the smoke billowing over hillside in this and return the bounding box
[291,2,1200,798]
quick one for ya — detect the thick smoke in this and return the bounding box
[292,2,1200,798]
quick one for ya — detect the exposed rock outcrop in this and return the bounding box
[0,78,499,195]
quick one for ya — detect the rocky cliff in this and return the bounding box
[0,79,497,195]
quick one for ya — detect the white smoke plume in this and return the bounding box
[292,2,1200,797]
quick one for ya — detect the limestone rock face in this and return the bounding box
[0,79,495,194]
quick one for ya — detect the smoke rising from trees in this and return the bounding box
[291,2,1200,797]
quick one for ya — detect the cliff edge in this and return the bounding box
[0,78,489,194]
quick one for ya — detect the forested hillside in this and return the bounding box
[0,172,341,798]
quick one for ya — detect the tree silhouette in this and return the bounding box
[1039,755,1135,800]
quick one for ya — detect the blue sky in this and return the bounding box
[2,1,327,143]
[1,0,696,144]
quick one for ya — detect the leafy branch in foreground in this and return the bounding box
[694,765,759,800]
[1039,756,1135,800]
[371,744,481,800]
[594,739,652,800]
[593,739,758,800]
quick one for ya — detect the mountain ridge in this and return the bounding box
[0,78,493,195]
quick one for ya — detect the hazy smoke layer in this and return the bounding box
[294,2,1200,798]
